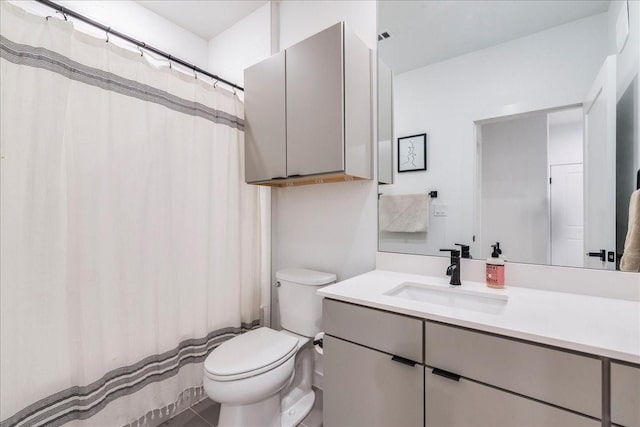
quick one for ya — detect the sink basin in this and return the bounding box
[384,282,508,314]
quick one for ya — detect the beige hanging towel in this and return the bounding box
[379,194,430,232]
[620,189,640,272]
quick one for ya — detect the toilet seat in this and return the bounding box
[205,327,298,382]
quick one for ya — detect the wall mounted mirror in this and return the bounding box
[377,0,639,272]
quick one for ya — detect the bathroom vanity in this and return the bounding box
[319,270,640,427]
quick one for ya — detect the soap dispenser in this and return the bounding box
[486,242,505,289]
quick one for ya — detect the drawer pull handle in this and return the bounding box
[391,355,416,367]
[432,368,461,382]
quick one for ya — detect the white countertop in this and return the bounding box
[318,270,640,364]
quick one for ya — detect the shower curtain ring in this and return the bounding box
[193,68,198,80]
[213,79,219,88]
[138,46,144,57]
[105,27,110,43]
[54,9,67,21]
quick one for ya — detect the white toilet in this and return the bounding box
[203,268,336,427]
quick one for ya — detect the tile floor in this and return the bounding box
[159,389,323,427]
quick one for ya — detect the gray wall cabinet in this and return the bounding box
[322,299,636,427]
[244,23,372,187]
[244,51,286,183]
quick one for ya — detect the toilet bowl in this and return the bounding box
[203,268,336,427]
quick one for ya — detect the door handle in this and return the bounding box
[586,249,606,262]
[391,355,417,367]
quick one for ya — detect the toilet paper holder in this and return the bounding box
[313,332,324,355]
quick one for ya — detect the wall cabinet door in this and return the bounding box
[611,362,640,427]
[244,51,286,183]
[323,335,423,427]
[286,22,345,177]
[425,369,600,427]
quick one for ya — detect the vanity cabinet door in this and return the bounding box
[611,362,640,427]
[324,335,423,427]
[425,369,600,427]
[244,51,287,183]
[425,322,602,418]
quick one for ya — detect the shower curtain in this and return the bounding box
[0,3,268,426]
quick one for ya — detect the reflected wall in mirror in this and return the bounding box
[377,0,640,271]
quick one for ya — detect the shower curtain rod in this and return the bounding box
[34,0,245,92]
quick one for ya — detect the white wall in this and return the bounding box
[12,0,210,69]
[207,3,272,88]
[278,1,376,50]
[380,13,609,258]
[548,121,584,166]
[272,0,378,289]
[480,114,549,264]
[204,1,379,331]
[609,0,640,100]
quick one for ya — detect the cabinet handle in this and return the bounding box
[391,355,417,367]
[287,174,302,178]
[271,176,286,180]
[432,368,461,382]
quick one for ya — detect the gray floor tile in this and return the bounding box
[160,390,322,427]
[300,389,323,427]
[159,408,211,427]
[192,399,221,426]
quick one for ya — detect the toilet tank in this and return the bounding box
[276,268,336,337]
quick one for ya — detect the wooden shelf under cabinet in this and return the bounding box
[252,172,367,188]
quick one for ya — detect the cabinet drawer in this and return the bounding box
[426,369,600,427]
[425,322,601,418]
[324,299,422,362]
[611,362,640,427]
[324,335,423,427]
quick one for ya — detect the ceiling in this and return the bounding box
[136,0,267,40]
[378,0,611,74]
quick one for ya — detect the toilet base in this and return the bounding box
[218,394,281,427]
[281,389,315,427]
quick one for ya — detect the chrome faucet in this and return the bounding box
[440,249,462,286]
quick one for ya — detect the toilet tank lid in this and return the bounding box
[276,268,336,286]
